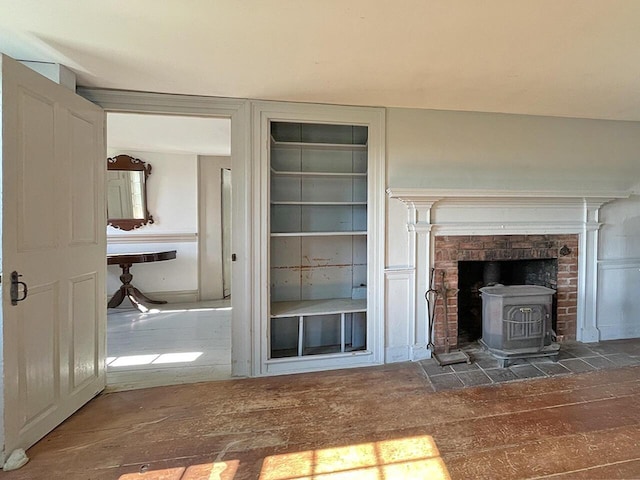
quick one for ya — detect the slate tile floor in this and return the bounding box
[420,338,640,391]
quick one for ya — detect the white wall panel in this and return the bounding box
[597,262,640,340]
[386,198,410,269]
[70,273,98,391]
[384,269,414,363]
[599,196,640,260]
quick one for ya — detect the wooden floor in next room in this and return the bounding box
[106,299,232,391]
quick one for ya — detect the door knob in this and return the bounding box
[10,271,28,306]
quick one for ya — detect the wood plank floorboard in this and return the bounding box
[3,363,640,479]
[535,458,640,479]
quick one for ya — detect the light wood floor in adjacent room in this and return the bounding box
[106,300,232,391]
[4,360,640,479]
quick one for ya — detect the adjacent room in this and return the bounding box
[105,112,233,390]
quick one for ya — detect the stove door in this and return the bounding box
[503,304,547,351]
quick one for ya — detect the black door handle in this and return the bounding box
[10,271,28,306]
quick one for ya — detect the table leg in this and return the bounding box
[129,286,167,305]
[107,263,168,312]
[107,288,126,309]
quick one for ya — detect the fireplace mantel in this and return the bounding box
[384,187,631,362]
[386,187,629,203]
[387,188,628,236]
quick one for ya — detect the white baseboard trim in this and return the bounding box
[411,344,432,361]
[598,324,640,341]
[578,327,601,343]
[385,346,410,363]
[384,345,433,363]
[153,290,200,304]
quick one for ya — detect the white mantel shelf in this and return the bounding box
[386,187,630,203]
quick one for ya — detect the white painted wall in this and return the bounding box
[107,113,230,156]
[387,108,640,192]
[107,149,199,300]
[384,107,640,360]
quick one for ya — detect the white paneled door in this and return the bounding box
[1,55,106,459]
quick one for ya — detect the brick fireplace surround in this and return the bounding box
[432,234,579,351]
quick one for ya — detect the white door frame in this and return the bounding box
[78,89,253,378]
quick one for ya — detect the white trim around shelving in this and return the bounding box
[253,100,385,377]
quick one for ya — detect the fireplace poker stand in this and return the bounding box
[425,269,471,366]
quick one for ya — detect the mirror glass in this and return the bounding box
[107,170,145,219]
[107,154,154,230]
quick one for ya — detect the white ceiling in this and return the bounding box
[2,1,640,121]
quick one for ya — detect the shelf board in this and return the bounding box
[271,168,367,178]
[271,298,367,318]
[271,201,367,206]
[271,231,367,237]
[271,136,367,151]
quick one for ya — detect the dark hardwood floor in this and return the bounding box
[4,361,640,479]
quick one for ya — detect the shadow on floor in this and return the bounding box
[420,338,640,391]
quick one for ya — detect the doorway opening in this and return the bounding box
[105,112,233,390]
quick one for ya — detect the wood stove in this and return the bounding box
[479,285,560,367]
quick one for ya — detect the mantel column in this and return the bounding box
[579,199,610,342]
[405,199,439,360]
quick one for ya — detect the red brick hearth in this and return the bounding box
[432,234,579,351]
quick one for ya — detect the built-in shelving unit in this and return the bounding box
[269,121,369,361]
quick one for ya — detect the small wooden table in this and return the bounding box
[107,250,177,311]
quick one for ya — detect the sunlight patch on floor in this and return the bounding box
[114,436,448,479]
[259,435,450,480]
[144,306,232,314]
[118,459,239,480]
[108,352,203,367]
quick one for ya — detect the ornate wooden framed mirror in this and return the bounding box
[107,154,155,230]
